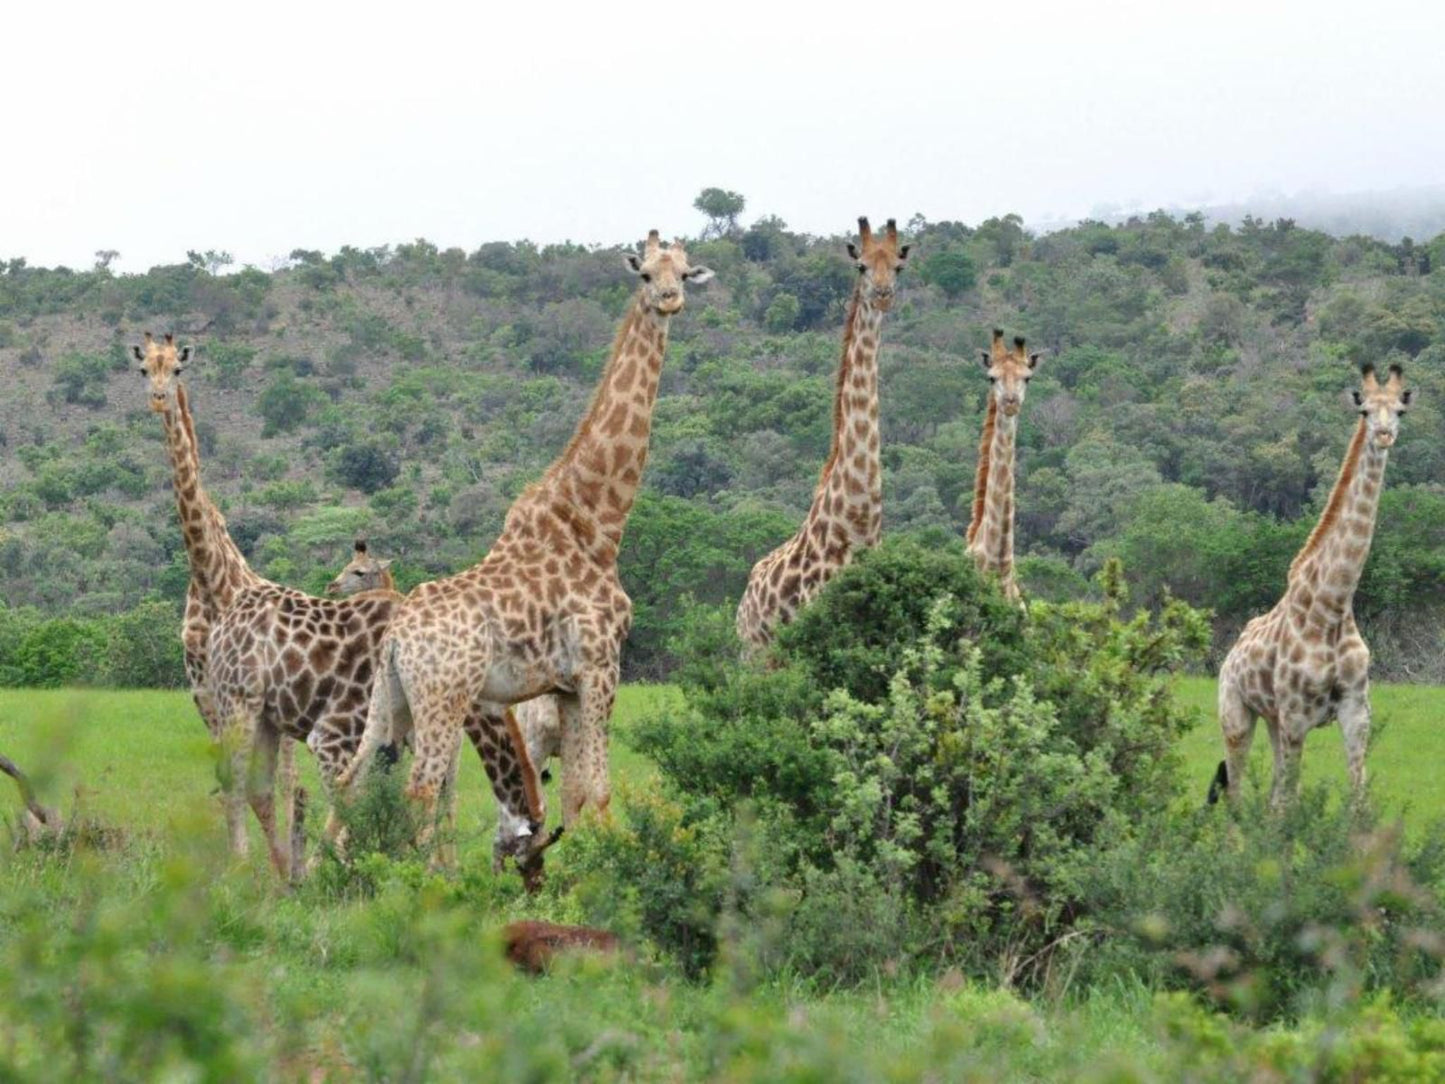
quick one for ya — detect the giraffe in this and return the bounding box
[135,331,284,855]
[338,230,713,835]
[734,217,909,651]
[1210,362,1413,807]
[206,538,550,878]
[326,539,395,596]
[964,330,1041,603]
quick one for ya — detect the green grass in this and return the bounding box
[1174,676,1445,827]
[1,679,1442,1079]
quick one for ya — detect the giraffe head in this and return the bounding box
[980,329,1041,418]
[326,539,395,596]
[624,230,714,315]
[1353,362,1412,449]
[845,217,911,312]
[131,332,191,414]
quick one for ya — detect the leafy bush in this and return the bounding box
[1071,785,1445,1022]
[256,370,325,436]
[618,542,1207,983]
[561,786,728,979]
[328,438,400,494]
[48,351,111,408]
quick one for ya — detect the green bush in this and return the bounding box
[1071,785,1445,1023]
[256,371,325,437]
[102,600,187,688]
[561,786,728,979]
[48,351,111,408]
[620,542,1208,983]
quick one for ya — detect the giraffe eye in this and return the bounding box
[639,272,651,283]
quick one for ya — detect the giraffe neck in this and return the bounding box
[965,396,997,546]
[968,404,1018,583]
[163,384,257,613]
[537,292,670,563]
[804,290,885,547]
[1292,423,1388,618]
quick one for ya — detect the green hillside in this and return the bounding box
[2,208,1442,681]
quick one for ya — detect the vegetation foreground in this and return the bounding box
[2,670,1445,1081]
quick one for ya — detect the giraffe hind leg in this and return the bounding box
[1218,678,1256,804]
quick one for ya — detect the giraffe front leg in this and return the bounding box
[1270,711,1307,811]
[1337,684,1372,802]
[247,722,290,878]
[558,671,616,826]
[216,708,253,858]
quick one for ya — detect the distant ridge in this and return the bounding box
[1033,184,1445,242]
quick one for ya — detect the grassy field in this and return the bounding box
[0,678,1441,1079]
[9,677,1441,839]
[1174,676,1445,827]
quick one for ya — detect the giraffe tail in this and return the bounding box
[1206,760,1229,806]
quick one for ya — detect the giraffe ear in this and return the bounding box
[625,254,643,274]
[897,244,911,262]
[1028,352,1042,370]
[684,265,714,284]
[131,346,144,362]
[179,346,191,364]
[979,352,993,369]
[846,242,861,261]
[376,558,393,571]
[1401,389,1413,407]
[1352,390,1364,407]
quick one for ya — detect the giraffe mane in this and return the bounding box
[816,288,862,487]
[966,394,997,545]
[1288,416,1367,582]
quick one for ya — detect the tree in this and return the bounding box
[329,439,401,495]
[693,188,746,239]
[187,249,235,276]
[256,371,324,437]
[920,247,977,299]
[93,250,120,273]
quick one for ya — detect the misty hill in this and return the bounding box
[1040,185,1445,243]
[1,209,1442,680]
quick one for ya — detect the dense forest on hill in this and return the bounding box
[1,203,1442,682]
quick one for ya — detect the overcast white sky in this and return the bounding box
[7,0,1444,271]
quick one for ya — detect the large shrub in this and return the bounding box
[1070,785,1445,1023]
[605,541,1209,983]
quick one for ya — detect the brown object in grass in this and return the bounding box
[502,920,621,974]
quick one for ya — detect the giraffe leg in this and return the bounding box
[277,737,297,847]
[405,690,467,859]
[1218,679,1256,803]
[246,721,290,878]
[558,672,616,826]
[1270,712,1307,811]
[466,705,545,872]
[1337,683,1372,801]
[434,738,462,870]
[305,712,358,865]
[188,649,251,855]
[215,704,254,858]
